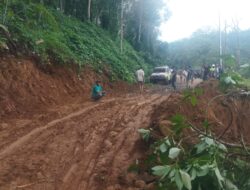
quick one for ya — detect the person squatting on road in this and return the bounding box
[91,80,106,101]
[135,68,145,94]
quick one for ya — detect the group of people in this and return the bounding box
[91,63,223,101]
[171,68,195,90]
[202,64,223,80]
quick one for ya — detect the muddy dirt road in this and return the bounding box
[0,91,170,190]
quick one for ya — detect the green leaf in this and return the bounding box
[165,138,171,146]
[190,168,197,180]
[152,165,171,179]
[175,171,183,190]
[214,167,224,188]
[159,143,168,153]
[196,165,210,177]
[204,137,215,146]
[169,168,176,178]
[217,143,228,152]
[171,114,189,136]
[196,142,207,154]
[224,179,239,190]
[169,147,181,159]
[180,170,192,190]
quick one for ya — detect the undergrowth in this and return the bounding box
[137,89,250,190]
[0,1,150,82]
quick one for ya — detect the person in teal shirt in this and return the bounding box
[92,80,105,100]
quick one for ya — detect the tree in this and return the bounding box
[120,0,124,53]
[87,0,92,21]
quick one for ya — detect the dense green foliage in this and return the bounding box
[168,29,250,76]
[0,1,158,81]
[0,0,170,82]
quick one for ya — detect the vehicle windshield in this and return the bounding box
[153,68,166,73]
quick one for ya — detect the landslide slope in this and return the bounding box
[0,1,149,82]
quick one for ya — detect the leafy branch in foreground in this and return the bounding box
[138,114,250,190]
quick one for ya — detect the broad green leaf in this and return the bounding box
[180,170,192,190]
[224,179,239,190]
[169,168,176,178]
[169,147,181,159]
[175,171,183,190]
[196,142,207,154]
[205,137,215,146]
[190,168,197,180]
[159,143,168,153]
[218,143,227,152]
[165,138,171,146]
[152,165,171,179]
[214,167,224,187]
[196,165,210,177]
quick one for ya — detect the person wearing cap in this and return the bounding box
[210,64,216,78]
[91,80,105,100]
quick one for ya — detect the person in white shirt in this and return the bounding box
[135,68,145,94]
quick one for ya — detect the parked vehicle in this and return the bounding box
[150,66,172,84]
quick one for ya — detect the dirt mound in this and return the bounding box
[150,80,250,144]
[0,56,82,118]
[0,56,171,190]
[0,56,137,121]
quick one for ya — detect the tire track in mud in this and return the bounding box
[63,94,167,190]
[0,93,169,190]
[0,99,119,160]
[60,95,162,190]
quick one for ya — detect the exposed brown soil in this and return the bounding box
[150,80,250,145]
[0,56,168,190]
[0,56,249,190]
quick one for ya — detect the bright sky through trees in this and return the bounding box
[160,0,250,42]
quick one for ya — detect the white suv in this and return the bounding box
[150,66,172,84]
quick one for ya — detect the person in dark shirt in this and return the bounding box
[203,65,210,81]
[171,69,177,90]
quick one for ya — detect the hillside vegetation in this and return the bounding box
[0,1,150,82]
[168,29,250,77]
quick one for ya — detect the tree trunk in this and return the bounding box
[59,0,64,12]
[236,31,240,67]
[223,21,227,55]
[232,18,240,67]
[88,0,92,21]
[120,0,124,53]
[95,9,103,25]
[138,0,143,44]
